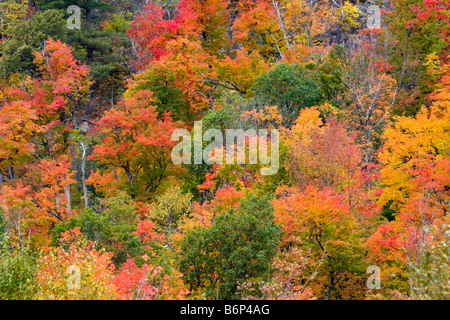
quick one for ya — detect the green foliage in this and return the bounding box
[0,208,38,300]
[177,194,281,299]
[101,12,131,33]
[414,225,450,300]
[0,240,39,300]
[149,185,192,239]
[202,92,249,131]
[52,192,143,265]
[317,45,349,108]
[381,201,396,222]
[251,62,323,127]
[180,93,252,199]
[0,208,6,245]
[259,139,290,194]
[386,0,447,113]
[35,0,131,107]
[37,0,113,12]
[0,10,68,76]
[126,67,193,123]
[180,163,210,201]
[0,0,28,38]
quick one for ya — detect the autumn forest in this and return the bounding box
[0,0,449,301]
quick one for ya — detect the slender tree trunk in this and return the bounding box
[7,165,14,181]
[80,141,89,208]
[124,164,134,187]
[406,253,415,299]
[15,211,24,250]
[68,133,79,180]
[272,0,291,50]
[56,189,60,208]
[325,276,336,300]
[64,184,72,212]
[1,14,5,44]
[364,131,374,163]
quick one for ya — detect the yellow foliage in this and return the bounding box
[379,101,450,205]
[287,106,323,146]
[340,2,361,31]
[0,0,28,38]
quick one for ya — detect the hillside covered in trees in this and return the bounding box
[0,0,449,300]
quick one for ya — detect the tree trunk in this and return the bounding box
[68,133,79,180]
[364,130,374,163]
[124,164,134,187]
[406,253,415,299]
[64,184,72,212]
[7,165,15,181]
[1,14,5,44]
[80,141,89,208]
[325,276,336,300]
